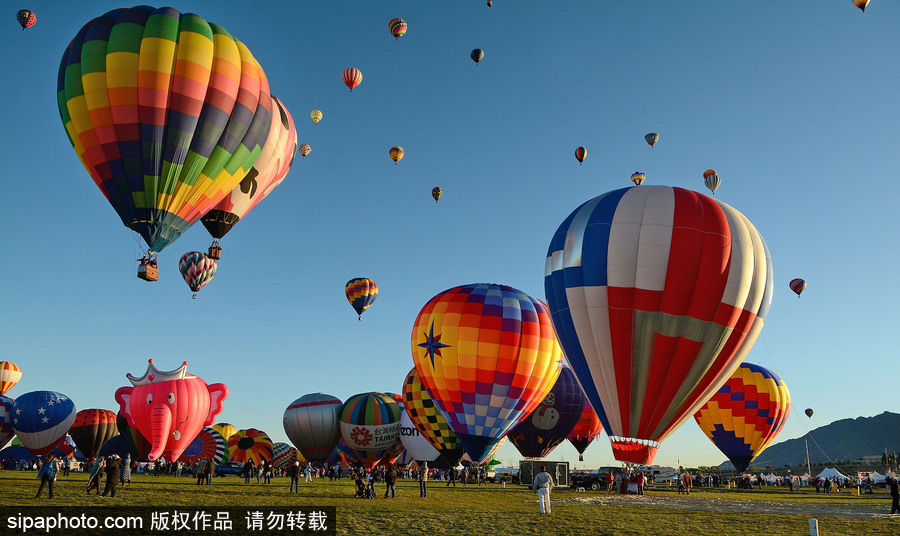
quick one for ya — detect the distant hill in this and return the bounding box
[744,411,900,469]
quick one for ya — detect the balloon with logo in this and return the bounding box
[69,409,118,460]
[567,401,603,461]
[339,392,401,468]
[283,393,343,463]
[412,283,563,464]
[402,367,465,468]
[398,409,441,465]
[507,365,585,459]
[346,278,378,320]
[545,185,773,465]
[180,426,228,465]
[693,362,791,472]
[115,360,229,462]
[57,6,273,259]
[0,362,22,395]
[0,395,15,450]
[228,428,273,463]
[10,391,76,456]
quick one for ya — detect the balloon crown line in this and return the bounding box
[126,359,190,386]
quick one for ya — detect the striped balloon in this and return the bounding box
[388,18,407,40]
[57,7,272,254]
[0,395,14,450]
[545,186,773,465]
[411,283,563,463]
[389,146,404,164]
[179,252,217,296]
[272,442,297,469]
[181,426,228,465]
[402,367,464,467]
[575,146,586,165]
[0,361,22,395]
[345,278,378,320]
[703,170,721,195]
[630,171,646,186]
[228,428,273,464]
[343,68,363,92]
[283,393,343,463]
[339,392,401,468]
[789,278,807,297]
[694,362,791,472]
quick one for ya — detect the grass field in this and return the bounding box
[1,471,896,536]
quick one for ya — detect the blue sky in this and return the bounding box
[1,1,897,470]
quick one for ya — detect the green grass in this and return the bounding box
[1,472,896,536]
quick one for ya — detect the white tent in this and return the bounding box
[870,471,886,483]
[815,467,848,480]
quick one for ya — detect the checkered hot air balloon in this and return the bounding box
[411,283,563,464]
[57,7,273,257]
[693,363,791,472]
[345,278,378,320]
[402,367,464,467]
[11,391,76,456]
[545,186,773,465]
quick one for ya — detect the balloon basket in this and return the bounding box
[208,245,221,260]
[137,263,158,282]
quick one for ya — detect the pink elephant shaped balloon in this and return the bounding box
[115,360,228,462]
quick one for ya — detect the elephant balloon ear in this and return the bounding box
[204,383,229,426]
[114,386,134,424]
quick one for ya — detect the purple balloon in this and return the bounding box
[507,366,586,459]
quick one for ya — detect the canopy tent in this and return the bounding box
[815,467,848,480]
[870,471,886,483]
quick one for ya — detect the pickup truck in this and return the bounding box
[569,470,609,491]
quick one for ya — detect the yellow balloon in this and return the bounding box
[311,110,323,124]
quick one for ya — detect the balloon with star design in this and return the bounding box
[10,391,77,456]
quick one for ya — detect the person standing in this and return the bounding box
[532,465,554,514]
[196,459,207,485]
[384,463,398,498]
[243,461,254,484]
[636,471,646,496]
[203,456,214,485]
[288,461,300,493]
[120,454,132,487]
[86,456,105,495]
[304,464,313,483]
[101,455,122,497]
[262,460,271,484]
[888,476,899,515]
[63,456,71,477]
[35,455,60,499]
[446,465,457,486]
[418,462,428,497]
[605,470,615,494]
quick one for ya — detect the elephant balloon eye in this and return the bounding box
[146,393,153,405]
[167,392,176,404]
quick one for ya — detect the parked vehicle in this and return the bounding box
[215,461,244,477]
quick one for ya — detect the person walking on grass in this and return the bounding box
[888,475,899,515]
[384,463,398,498]
[419,462,428,497]
[35,454,60,499]
[606,470,615,494]
[288,461,300,494]
[532,465,554,514]
[447,465,456,486]
[86,456,105,495]
[204,455,214,485]
[101,455,121,497]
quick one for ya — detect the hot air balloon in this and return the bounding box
[805,408,814,418]
[116,412,152,460]
[283,393,343,463]
[11,391,76,456]
[339,392,402,468]
[298,144,311,158]
[272,442,300,469]
[398,409,442,465]
[575,147,586,165]
[346,278,378,320]
[789,278,807,297]
[211,423,237,443]
[567,402,603,462]
[402,367,465,467]
[180,426,228,465]
[630,171,646,186]
[507,366,586,459]
[703,169,720,195]
[57,7,273,272]
[16,9,36,30]
[69,409,117,460]
[0,361,22,395]
[545,185,773,465]
[854,0,870,12]
[470,49,484,64]
[0,395,14,450]
[645,132,659,147]
[432,187,442,203]
[390,146,404,164]
[389,18,407,40]
[343,68,363,92]
[229,428,273,463]
[201,95,297,259]
[487,0,493,6]
[179,251,217,299]
[694,362,791,472]
[411,283,563,463]
[311,110,323,124]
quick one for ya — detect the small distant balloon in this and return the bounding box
[432,187,442,203]
[789,278,807,297]
[805,408,814,418]
[470,49,484,64]
[298,144,311,158]
[703,169,721,194]
[16,10,36,30]
[853,0,870,12]
[343,68,363,92]
[575,147,586,165]
[345,278,378,320]
[644,132,659,147]
[487,1,493,6]
[389,146,404,164]
[311,110,322,124]
[389,18,407,40]
[178,252,217,299]
[631,171,646,186]
[0,362,22,396]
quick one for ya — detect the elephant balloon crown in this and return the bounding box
[127,359,190,386]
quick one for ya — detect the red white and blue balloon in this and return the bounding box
[0,395,15,450]
[10,391,77,456]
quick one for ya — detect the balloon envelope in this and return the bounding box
[389,18,407,39]
[310,110,323,124]
[179,252,217,294]
[211,423,237,442]
[180,427,228,465]
[70,409,118,460]
[471,49,484,63]
[789,278,807,297]
[339,392,401,468]
[16,10,36,30]
[402,367,465,468]
[228,428,273,463]
[57,6,273,253]
[567,401,603,459]
[0,395,15,450]
[507,366,585,459]
[398,410,441,464]
[11,391,76,456]
[345,278,378,319]
[0,361,22,395]
[343,68,362,91]
[645,132,659,147]
[283,393,343,463]
[575,147,586,164]
[694,362,791,472]
[631,171,646,186]
[432,187,442,203]
[545,186,773,465]
[411,283,563,463]
[805,408,814,418]
[389,146,404,164]
[298,144,311,157]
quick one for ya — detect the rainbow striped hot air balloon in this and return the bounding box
[545,186,773,465]
[345,278,378,320]
[228,428,273,464]
[411,283,563,463]
[693,363,791,472]
[388,18,407,40]
[631,171,646,186]
[0,361,22,395]
[57,7,273,258]
[339,392,401,468]
[789,278,807,297]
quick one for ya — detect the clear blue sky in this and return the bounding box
[1,1,897,470]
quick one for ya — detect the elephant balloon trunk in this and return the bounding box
[147,405,173,461]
